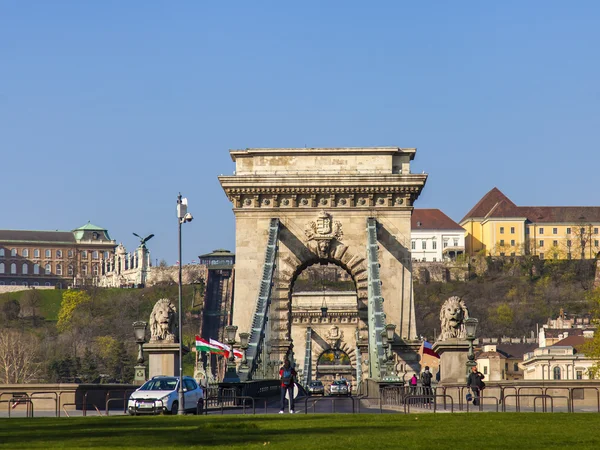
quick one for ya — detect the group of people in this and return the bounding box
[278,359,486,413]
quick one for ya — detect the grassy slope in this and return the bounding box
[1,414,599,450]
[0,289,64,321]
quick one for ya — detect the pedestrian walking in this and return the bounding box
[279,359,297,414]
[421,366,433,403]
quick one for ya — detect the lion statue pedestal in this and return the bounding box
[432,296,471,384]
[143,298,189,378]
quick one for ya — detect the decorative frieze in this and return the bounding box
[234,191,414,208]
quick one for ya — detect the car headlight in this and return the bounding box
[157,395,170,406]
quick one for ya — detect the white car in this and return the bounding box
[128,376,204,415]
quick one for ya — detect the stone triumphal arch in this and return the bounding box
[219,147,427,385]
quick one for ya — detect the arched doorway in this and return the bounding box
[289,261,360,389]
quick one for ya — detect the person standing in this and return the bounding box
[421,366,433,403]
[467,365,485,406]
[279,359,297,414]
[409,374,418,396]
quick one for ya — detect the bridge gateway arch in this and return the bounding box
[219,147,427,386]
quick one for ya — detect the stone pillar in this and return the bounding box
[143,342,189,378]
[432,339,470,384]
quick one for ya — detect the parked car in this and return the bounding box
[329,380,350,396]
[128,376,204,415]
[307,380,325,396]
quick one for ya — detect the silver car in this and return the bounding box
[329,380,350,396]
[128,376,204,415]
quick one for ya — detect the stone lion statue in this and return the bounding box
[438,296,469,341]
[149,298,178,343]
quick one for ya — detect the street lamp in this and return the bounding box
[223,325,240,382]
[239,332,250,369]
[177,193,193,415]
[133,321,147,384]
[465,317,479,373]
[381,324,400,382]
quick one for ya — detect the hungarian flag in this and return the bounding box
[422,341,440,358]
[195,336,226,355]
[209,338,244,359]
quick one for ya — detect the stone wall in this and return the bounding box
[0,285,55,295]
[412,261,469,284]
[146,264,207,286]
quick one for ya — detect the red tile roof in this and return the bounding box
[552,335,591,351]
[412,209,464,231]
[461,188,600,224]
[460,187,517,223]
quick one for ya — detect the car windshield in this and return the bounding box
[333,381,344,385]
[311,382,322,386]
[139,378,178,391]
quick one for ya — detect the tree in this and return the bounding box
[20,289,42,326]
[57,290,91,332]
[0,329,42,383]
[581,288,600,377]
[1,299,20,323]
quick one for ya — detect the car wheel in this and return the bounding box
[170,401,178,415]
[196,399,204,415]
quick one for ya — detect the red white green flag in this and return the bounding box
[209,338,244,359]
[195,336,225,355]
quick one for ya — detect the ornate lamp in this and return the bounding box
[465,318,478,339]
[223,325,240,383]
[239,332,250,368]
[132,321,147,385]
[385,324,396,343]
[465,317,478,372]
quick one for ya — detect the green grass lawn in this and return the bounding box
[1,414,599,449]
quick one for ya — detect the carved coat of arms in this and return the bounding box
[305,210,343,258]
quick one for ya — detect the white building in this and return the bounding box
[411,209,465,262]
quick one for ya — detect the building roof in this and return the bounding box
[198,249,235,258]
[476,351,507,359]
[412,209,464,231]
[496,343,539,359]
[460,187,517,223]
[461,187,600,224]
[72,222,107,231]
[0,230,76,244]
[543,328,585,338]
[553,335,591,350]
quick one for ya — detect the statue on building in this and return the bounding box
[438,296,469,341]
[133,232,155,248]
[149,298,178,343]
[305,210,344,258]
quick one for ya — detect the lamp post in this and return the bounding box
[465,318,479,374]
[177,193,193,415]
[381,324,400,382]
[223,325,240,382]
[239,332,250,370]
[133,321,147,385]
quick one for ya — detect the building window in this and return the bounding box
[577,371,583,380]
[500,227,504,234]
[10,282,16,286]
[81,251,88,259]
[540,253,544,260]
[22,249,29,257]
[0,263,4,274]
[34,249,40,258]
[68,265,74,276]
[553,240,558,247]
[82,264,88,276]
[539,240,544,248]
[511,252,516,256]
[0,249,4,257]
[11,248,17,257]
[92,264,99,276]
[411,241,415,250]
[22,282,28,287]
[11,263,17,274]
[68,250,74,258]
[567,240,572,247]
[45,249,51,258]
[525,228,530,235]
[500,240,505,247]
[511,227,515,234]
[553,228,558,235]
[432,241,437,250]
[539,228,544,235]
[56,250,63,259]
[595,240,599,247]
[33,282,39,286]
[45,282,51,287]
[567,227,571,234]
[433,257,437,262]
[500,252,505,257]
[422,241,426,250]
[553,367,561,380]
[483,366,488,375]
[595,228,599,235]
[22,263,28,274]
[45,264,51,275]
[511,240,515,246]
[103,251,109,259]
[513,363,519,372]
[34,264,40,275]
[453,238,459,246]
[56,264,62,276]
[92,251,99,260]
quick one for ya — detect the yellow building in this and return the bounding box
[461,187,600,259]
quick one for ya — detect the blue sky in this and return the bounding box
[1,1,599,263]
